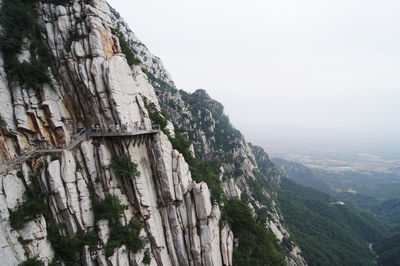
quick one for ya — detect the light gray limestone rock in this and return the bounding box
[98,144,111,169]
[167,204,189,266]
[144,209,172,266]
[193,182,212,220]
[47,160,68,211]
[107,55,142,124]
[131,65,160,108]
[13,103,29,131]
[223,178,241,199]
[57,13,71,41]
[161,208,179,265]
[0,185,26,265]
[19,216,54,262]
[55,5,67,17]
[76,172,94,228]
[82,246,95,266]
[61,151,76,183]
[199,206,222,266]
[184,193,201,265]
[80,140,104,199]
[0,53,16,132]
[97,219,110,245]
[89,28,105,58]
[0,1,241,265]
[2,172,25,210]
[220,223,233,266]
[108,245,130,266]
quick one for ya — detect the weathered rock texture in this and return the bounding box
[0,0,233,265]
[0,0,308,265]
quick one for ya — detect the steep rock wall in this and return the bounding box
[153,89,306,265]
[0,0,233,265]
[126,31,307,264]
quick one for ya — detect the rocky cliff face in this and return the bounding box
[0,0,233,265]
[152,88,306,265]
[0,0,307,265]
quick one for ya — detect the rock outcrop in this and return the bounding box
[0,0,308,265]
[0,0,233,265]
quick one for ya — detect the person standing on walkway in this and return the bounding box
[140,121,146,130]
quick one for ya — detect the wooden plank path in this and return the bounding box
[0,128,161,174]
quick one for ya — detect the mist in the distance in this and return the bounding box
[108,0,400,145]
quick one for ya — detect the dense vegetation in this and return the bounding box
[47,229,98,264]
[143,68,288,264]
[181,89,243,154]
[111,28,141,66]
[374,233,400,266]
[274,158,400,234]
[272,158,333,194]
[372,198,400,233]
[142,97,169,134]
[0,0,55,91]
[311,167,400,201]
[19,258,44,266]
[10,175,49,230]
[277,178,388,265]
[143,96,225,204]
[10,161,100,265]
[110,154,141,179]
[223,199,285,266]
[257,157,393,265]
[341,194,400,234]
[11,158,146,264]
[169,127,225,204]
[92,194,147,258]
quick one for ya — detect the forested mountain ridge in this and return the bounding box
[374,233,400,266]
[147,63,389,265]
[274,157,400,265]
[274,157,400,234]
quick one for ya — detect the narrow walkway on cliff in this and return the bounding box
[0,125,161,174]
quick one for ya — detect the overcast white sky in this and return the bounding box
[108,0,400,144]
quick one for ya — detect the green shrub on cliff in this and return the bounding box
[0,0,54,91]
[142,96,169,134]
[223,199,285,266]
[9,182,49,230]
[111,28,140,66]
[19,258,44,266]
[93,194,127,222]
[92,194,147,257]
[110,154,140,179]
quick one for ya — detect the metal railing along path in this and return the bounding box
[0,125,161,174]
[88,129,161,138]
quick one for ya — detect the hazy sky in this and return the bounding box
[108,0,400,143]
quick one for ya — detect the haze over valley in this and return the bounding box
[259,137,400,174]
